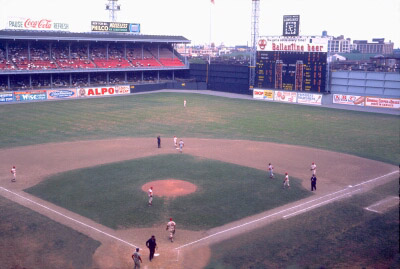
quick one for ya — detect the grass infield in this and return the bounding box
[25,154,311,230]
[0,92,398,164]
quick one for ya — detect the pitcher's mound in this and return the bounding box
[142,179,197,197]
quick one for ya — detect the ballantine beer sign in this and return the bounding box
[257,36,328,53]
[7,17,69,31]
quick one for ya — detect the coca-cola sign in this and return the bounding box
[24,18,52,29]
[7,17,69,31]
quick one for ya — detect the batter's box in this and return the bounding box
[365,196,399,214]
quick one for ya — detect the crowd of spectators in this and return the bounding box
[0,42,185,71]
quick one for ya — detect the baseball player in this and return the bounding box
[179,139,184,153]
[148,187,153,206]
[173,136,177,148]
[184,99,187,108]
[268,163,274,178]
[310,162,317,176]
[283,172,290,188]
[132,248,142,269]
[11,166,16,182]
[166,218,176,242]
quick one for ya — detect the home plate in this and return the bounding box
[154,253,160,257]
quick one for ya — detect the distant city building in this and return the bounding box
[353,38,394,54]
[328,35,352,53]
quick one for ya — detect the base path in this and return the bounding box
[0,138,397,268]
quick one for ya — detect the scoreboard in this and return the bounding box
[255,36,328,92]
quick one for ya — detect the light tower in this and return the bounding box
[106,0,121,22]
[249,0,260,90]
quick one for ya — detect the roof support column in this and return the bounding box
[28,42,31,61]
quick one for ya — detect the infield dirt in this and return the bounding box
[0,137,397,268]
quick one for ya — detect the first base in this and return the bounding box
[154,253,160,257]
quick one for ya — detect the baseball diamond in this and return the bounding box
[0,92,398,268]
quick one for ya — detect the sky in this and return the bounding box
[1,0,399,48]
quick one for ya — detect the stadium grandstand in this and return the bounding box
[0,30,190,91]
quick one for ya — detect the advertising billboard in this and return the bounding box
[78,86,130,98]
[47,89,77,100]
[332,94,365,106]
[7,17,69,31]
[274,91,297,103]
[297,92,322,105]
[365,97,400,109]
[14,90,47,102]
[0,92,14,103]
[91,21,140,33]
[253,89,274,100]
[256,36,328,92]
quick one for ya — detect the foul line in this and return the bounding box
[0,187,139,249]
[282,188,362,219]
[175,170,397,250]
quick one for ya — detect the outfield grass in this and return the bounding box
[205,179,400,269]
[0,195,100,269]
[0,93,398,164]
[25,154,311,230]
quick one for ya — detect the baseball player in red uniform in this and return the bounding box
[310,162,317,176]
[268,163,274,178]
[11,166,16,182]
[283,172,290,188]
[166,218,176,242]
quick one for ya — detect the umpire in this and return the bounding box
[146,235,157,261]
[311,175,317,191]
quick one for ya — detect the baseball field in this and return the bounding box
[0,91,398,268]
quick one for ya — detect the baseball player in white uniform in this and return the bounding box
[184,99,187,108]
[283,172,290,188]
[11,166,16,182]
[179,139,184,153]
[166,218,176,242]
[174,136,177,148]
[268,163,274,178]
[310,162,317,176]
[148,187,153,206]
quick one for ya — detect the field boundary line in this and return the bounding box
[175,170,398,250]
[282,188,362,219]
[0,187,139,248]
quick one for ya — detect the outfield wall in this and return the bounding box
[330,71,400,98]
[190,63,250,95]
[253,88,400,110]
[0,82,207,104]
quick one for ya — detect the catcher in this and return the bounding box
[166,218,176,242]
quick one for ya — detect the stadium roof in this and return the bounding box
[0,30,190,43]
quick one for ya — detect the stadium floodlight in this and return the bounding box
[249,0,260,90]
[105,0,121,22]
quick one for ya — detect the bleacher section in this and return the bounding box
[0,30,189,90]
[0,42,184,70]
